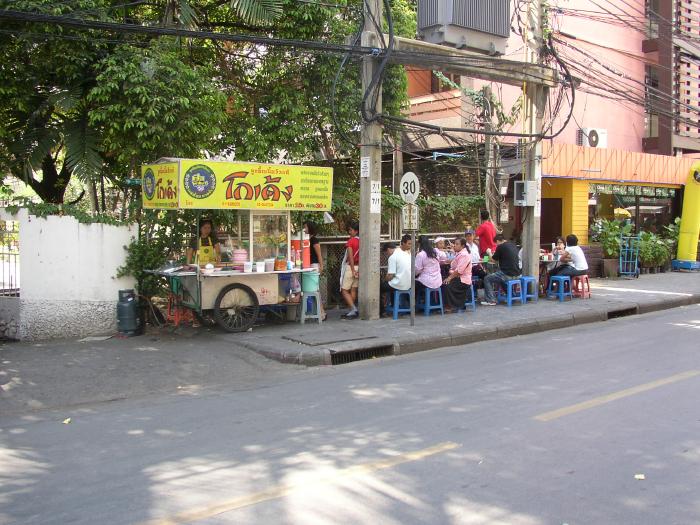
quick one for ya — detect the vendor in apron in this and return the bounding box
[186,219,221,265]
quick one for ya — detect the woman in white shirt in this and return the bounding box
[465,230,486,281]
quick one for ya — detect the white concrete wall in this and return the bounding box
[0,209,137,340]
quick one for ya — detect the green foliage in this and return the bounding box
[417,194,484,232]
[661,217,681,257]
[638,231,670,267]
[590,218,633,258]
[88,40,226,178]
[433,71,522,131]
[230,0,283,24]
[0,0,110,202]
[1,0,415,204]
[5,200,131,226]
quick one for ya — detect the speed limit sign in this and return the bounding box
[399,172,420,204]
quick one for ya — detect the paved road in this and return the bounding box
[2,305,700,525]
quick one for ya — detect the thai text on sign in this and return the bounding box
[141,160,334,210]
[141,163,179,208]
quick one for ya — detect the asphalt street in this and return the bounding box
[2,305,700,525]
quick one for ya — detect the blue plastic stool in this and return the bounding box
[520,276,538,303]
[423,287,444,316]
[387,289,412,320]
[497,279,524,307]
[547,275,573,302]
[300,291,322,324]
[462,284,477,312]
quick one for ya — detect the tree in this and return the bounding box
[0,0,415,203]
[88,41,226,178]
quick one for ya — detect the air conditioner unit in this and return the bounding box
[577,128,608,148]
[417,0,510,55]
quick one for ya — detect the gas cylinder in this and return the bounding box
[117,289,141,336]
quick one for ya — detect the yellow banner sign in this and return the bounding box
[178,160,333,211]
[142,163,179,209]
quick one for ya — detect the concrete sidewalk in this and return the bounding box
[228,272,700,366]
[1,273,698,416]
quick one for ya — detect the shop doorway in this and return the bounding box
[540,198,563,246]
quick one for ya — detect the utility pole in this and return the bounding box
[482,86,497,224]
[358,0,382,320]
[521,0,546,279]
[391,136,403,240]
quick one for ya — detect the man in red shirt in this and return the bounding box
[475,210,497,255]
[340,221,360,319]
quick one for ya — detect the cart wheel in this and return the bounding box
[194,310,217,328]
[213,283,259,333]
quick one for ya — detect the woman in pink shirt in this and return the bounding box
[442,237,473,311]
[415,236,443,298]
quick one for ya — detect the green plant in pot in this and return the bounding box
[639,232,671,271]
[590,218,633,277]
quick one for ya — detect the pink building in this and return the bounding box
[404,0,699,255]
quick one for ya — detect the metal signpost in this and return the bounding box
[400,172,420,326]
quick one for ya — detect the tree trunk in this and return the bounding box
[88,181,99,212]
[25,154,71,203]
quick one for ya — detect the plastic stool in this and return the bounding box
[300,291,322,324]
[498,279,524,307]
[423,287,444,316]
[547,275,573,302]
[572,274,591,299]
[388,289,412,320]
[520,276,538,303]
[462,284,477,312]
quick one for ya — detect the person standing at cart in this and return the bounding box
[186,218,221,265]
[340,221,360,320]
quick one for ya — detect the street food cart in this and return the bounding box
[142,158,333,332]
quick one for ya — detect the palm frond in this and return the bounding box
[63,117,103,181]
[47,86,82,113]
[230,0,283,24]
[178,0,199,28]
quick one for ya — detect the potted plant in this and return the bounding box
[591,218,633,278]
[638,232,655,272]
[660,217,681,270]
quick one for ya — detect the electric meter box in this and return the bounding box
[514,181,537,207]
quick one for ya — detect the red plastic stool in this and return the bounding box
[167,293,194,326]
[572,275,591,299]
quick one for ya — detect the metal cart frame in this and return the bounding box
[619,234,641,278]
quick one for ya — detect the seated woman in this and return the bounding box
[415,235,443,297]
[442,237,472,312]
[552,236,566,261]
[550,234,589,277]
[433,236,451,261]
[186,218,221,265]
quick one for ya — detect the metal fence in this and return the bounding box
[0,220,20,296]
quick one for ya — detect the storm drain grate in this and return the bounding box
[330,346,394,365]
[607,307,638,320]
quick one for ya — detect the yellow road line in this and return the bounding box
[141,441,460,525]
[534,370,700,422]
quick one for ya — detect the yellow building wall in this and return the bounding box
[541,178,589,245]
[571,180,589,245]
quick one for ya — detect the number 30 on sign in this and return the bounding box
[399,172,420,204]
